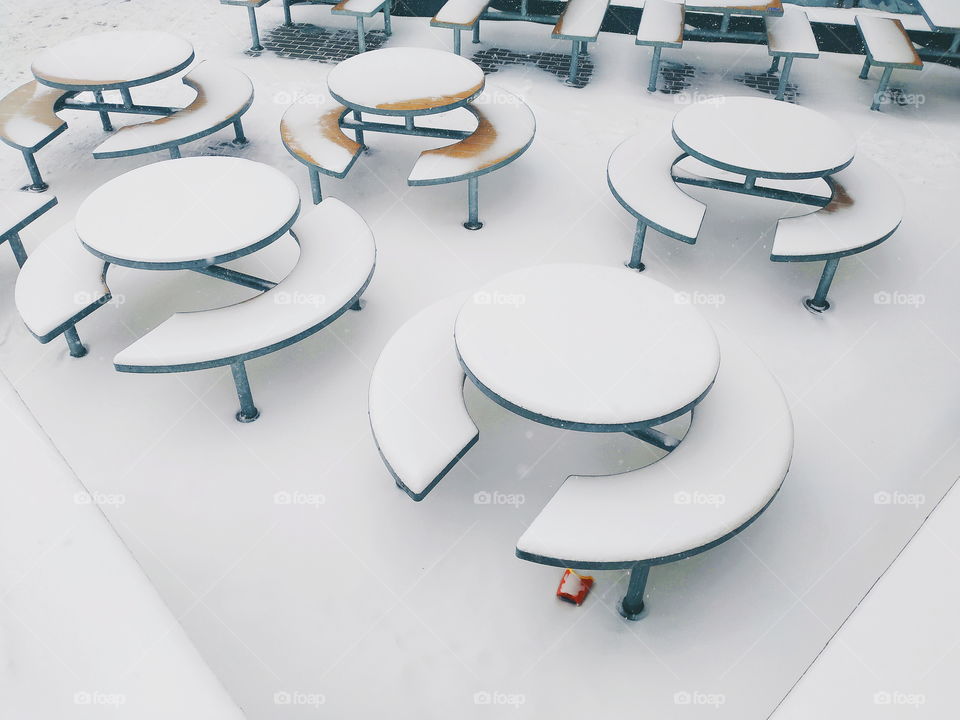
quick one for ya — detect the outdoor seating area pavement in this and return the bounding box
[1,1,960,718]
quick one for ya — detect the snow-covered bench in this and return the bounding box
[771,156,903,313]
[765,6,819,101]
[635,0,685,93]
[0,191,57,267]
[93,62,253,161]
[607,135,706,271]
[0,81,71,191]
[280,96,363,205]
[408,86,535,230]
[516,328,793,619]
[113,199,376,422]
[552,0,611,85]
[283,0,393,53]
[369,294,479,501]
[15,222,111,358]
[855,15,923,111]
[220,0,272,52]
[431,0,492,55]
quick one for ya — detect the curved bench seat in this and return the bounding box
[408,85,535,229]
[369,294,479,501]
[15,222,111,357]
[0,80,70,190]
[114,198,376,421]
[517,329,793,617]
[607,135,706,270]
[281,97,363,204]
[771,155,903,312]
[93,61,254,160]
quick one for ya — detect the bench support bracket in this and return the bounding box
[464,177,482,230]
[3,232,28,267]
[626,425,679,452]
[627,221,646,272]
[618,563,649,620]
[92,90,113,132]
[775,56,793,102]
[871,66,893,112]
[64,326,88,358]
[647,46,663,93]
[356,16,367,53]
[309,168,323,205]
[20,150,49,193]
[453,29,462,55]
[804,257,839,314]
[231,361,260,422]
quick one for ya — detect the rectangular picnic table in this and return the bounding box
[915,0,960,58]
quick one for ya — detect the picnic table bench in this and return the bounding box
[765,6,819,101]
[855,15,923,111]
[0,81,71,191]
[914,0,960,59]
[285,0,393,53]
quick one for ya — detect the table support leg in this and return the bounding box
[232,118,249,145]
[4,232,28,267]
[404,115,415,131]
[283,0,292,25]
[618,564,649,620]
[871,66,892,111]
[464,177,482,230]
[775,56,793,101]
[20,150,48,192]
[309,168,322,205]
[356,16,366,53]
[63,326,88,358]
[92,90,113,131]
[626,425,680,452]
[627,221,646,272]
[565,41,581,86]
[768,55,781,74]
[647,46,662,92]
[473,22,480,43]
[168,145,182,159]
[384,0,393,35]
[804,257,840,314]
[191,265,276,292]
[247,6,263,51]
[453,29,462,55]
[353,111,366,146]
[720,13,730,34]
[858,56,871,79]
[231,361,260,423]
[120,87,133,108]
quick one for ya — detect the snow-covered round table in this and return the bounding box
[32,31,195,91]
[672,97,856,180]
[455,264,720,434]
[327,47,484,116]
[77,157,300,270]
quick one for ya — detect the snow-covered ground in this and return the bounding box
[1,1,959,718]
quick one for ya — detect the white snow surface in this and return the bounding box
[766,6,819,57]
[1,4,960,719]
[857,15,921,66]
[636,0,685,46]
[915,0,960,32]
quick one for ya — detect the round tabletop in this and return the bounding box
[32,31,194,91]
[455,265,721,431]
[672,97,856,180]
[327,47,485,116]
[76,157,301,270]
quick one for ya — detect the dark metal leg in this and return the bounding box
[859,56,871,80]
[768,55,781,74]
[92,90,113,131]
[231,361,260,422]
[464,177,482,230]
[63,326,88,358]
[627,221,647,271]
[21,150,48,192]
[404,115,415,131]
[5,232,28,267]
[309,168,322,205]
[356,16,366,53]
[232,118,249,145]
[453,29,462,55]
[872,66,892,111]
[384,0,392,35]
[648,46,662,92]
[350,297,364,311]
[804,257,840,314]
[283,0,292,25]
[775,56,793,101]
[626,425,680,452]
[352,110,366,147]
[247,6,263,51]
[120,87,133,108]
[565,41,580,86]
[169,145,181,159]
[719,13,730,33]
[472,22,480,43]
[619,563,649,620]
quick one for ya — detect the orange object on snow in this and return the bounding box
[556,569,594,605]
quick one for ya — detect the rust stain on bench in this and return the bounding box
[0,81,66,143]
[376,82,483,112]
[823,181,853,214]
[281,105,361,165]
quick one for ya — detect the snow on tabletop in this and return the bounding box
[772,155,904,260]
[368,294,479,496]
[31,31,194,89]
[765,7,818,57]
[408,85,534,184]
[915,0,960,31]
[636,0,685,45]
[432,0,493,27]
[608,134,705,240]
[0,190,54,236]
[14,223,109,338]
[0,81,66,150]
[93,62,252,156]
[281,97,360,174]
[113,198,374,368]
[857,15,923,67]
[75,156,300,267]
[0,374,245,720]
[553,0,610,39]
[454,264,720,427]
[517,327,793,565]
[672,97,856,178]
[326,47,484,113]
